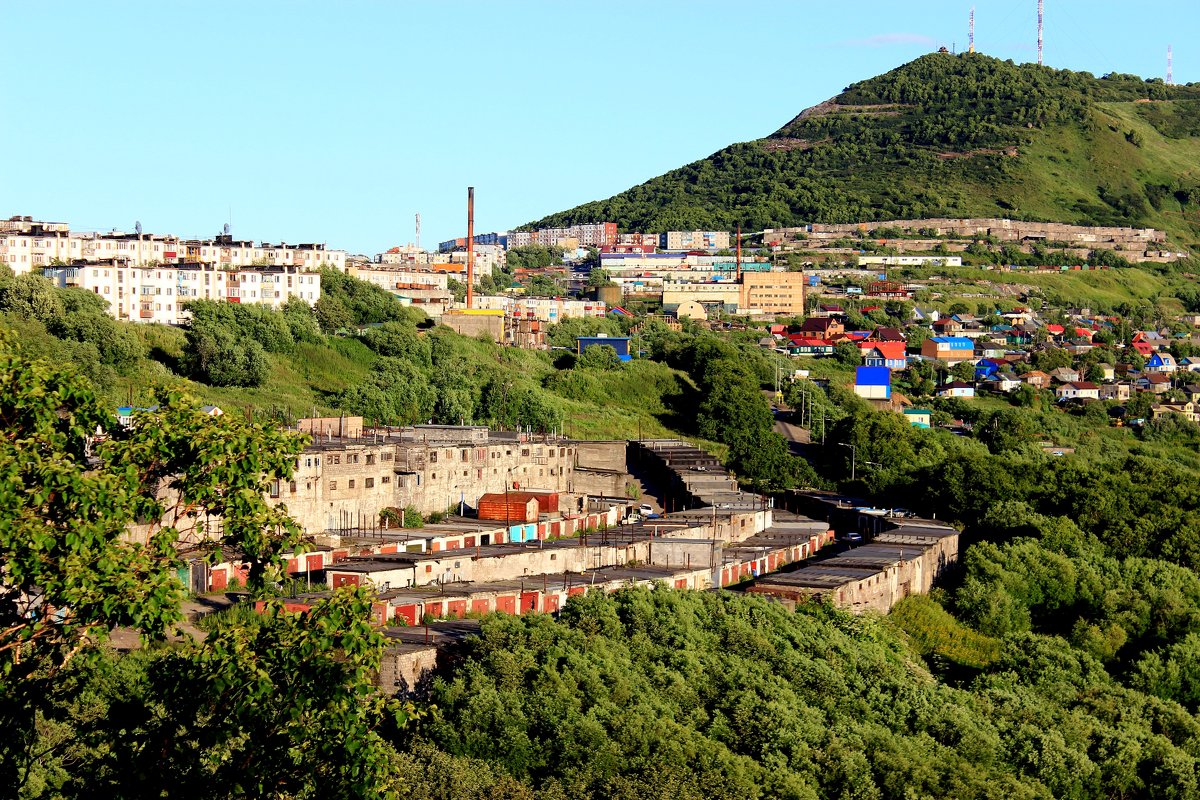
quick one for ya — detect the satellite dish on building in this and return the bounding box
[223,222,231,235]
[135,221,142,236]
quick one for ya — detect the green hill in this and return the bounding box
[528,53,1200,246]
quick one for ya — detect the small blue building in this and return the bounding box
[576,335,632,362]
[853,366,892,400]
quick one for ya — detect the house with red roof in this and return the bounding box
[797,317,844,337]
[859,341,908,370]
[788,337,835,356]
[868,326,906,342]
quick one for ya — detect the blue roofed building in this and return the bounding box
[854,366,891,400]
[576,335,632,362]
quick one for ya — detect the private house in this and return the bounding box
[1048,367,1082,384]
[1151,401,1199,422]
[797,317,844,337]
[903,409,932,429]
[1099,383,1132,402]
[854,366,891,400]
[1178,357,1200,373]
[974,358,1005,381]
[932,317,964,335]
[1137,373,1172,394]
[1133,331,1168,351]
[987,372,1022,393]
[859,341,907,370]
[1056,382,1100,401]
[1130,339,1154,357]
[1022,370,1051,389]
[937,381,975,398]
[788,337,835,356]
[1146,352,1178,374]
[868,326,906,343]
[921,336,975,365]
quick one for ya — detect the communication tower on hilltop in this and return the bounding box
[1037,0,1044,65]
[415,212,421,250]
[969,7,975,53]
[1167,45,1174,86]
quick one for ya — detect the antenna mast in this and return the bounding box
[466,187,475,310]
[969,7,975,53]
[1037,0,1044,65]
[1167,45,1174,86]
[415,212,421,251]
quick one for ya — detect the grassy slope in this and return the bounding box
[98,322,714,445]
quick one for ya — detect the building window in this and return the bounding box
[289,481,297,493]
[348,479,355,489]
[365,477,374,488]
[329,480,337,490]
[382,476,390,484]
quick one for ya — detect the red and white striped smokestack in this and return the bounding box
[466,187,475,310]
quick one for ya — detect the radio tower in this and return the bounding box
[969,7,975,53]
[1167,45,1174,86]
[1037,0,1044,65]
[415,212,421,250]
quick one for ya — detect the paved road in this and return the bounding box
[764,391,813,455]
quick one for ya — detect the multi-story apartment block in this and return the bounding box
[42,262,320,325]
[273,424,578,531]
[468,295,606,323]
[1,216,347,275]
[738,270,806,316]
[349,266,453,317]
[661,230,731,251]
[506,223,617,250]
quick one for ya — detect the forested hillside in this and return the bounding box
[528,53,1200,246]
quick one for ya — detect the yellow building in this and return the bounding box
[738,270,806,316]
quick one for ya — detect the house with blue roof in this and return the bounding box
[853,366,891,400]
[920,336,975,365]
[576,335,632,362]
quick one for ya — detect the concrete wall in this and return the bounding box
[571,467,633,499]
[574,441,628,472]
[379,646,439,695]
[271,437,578,531]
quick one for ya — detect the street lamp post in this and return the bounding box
[838,442,857,481]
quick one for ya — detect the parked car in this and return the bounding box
[838,531,863,544]
[639,503,654,515]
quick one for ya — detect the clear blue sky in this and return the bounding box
[2,1,1196,254]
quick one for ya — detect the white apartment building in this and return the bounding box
[350,266,453,317]
[467,295,606,323]
[506,223,616,250]
[1,217,347,274]
[42,262,320,325]
[661,230,731,251]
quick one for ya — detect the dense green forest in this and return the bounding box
[9,259,1200,796]
[527,53,1200,245]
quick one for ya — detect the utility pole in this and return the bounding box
[838,442,856,481]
